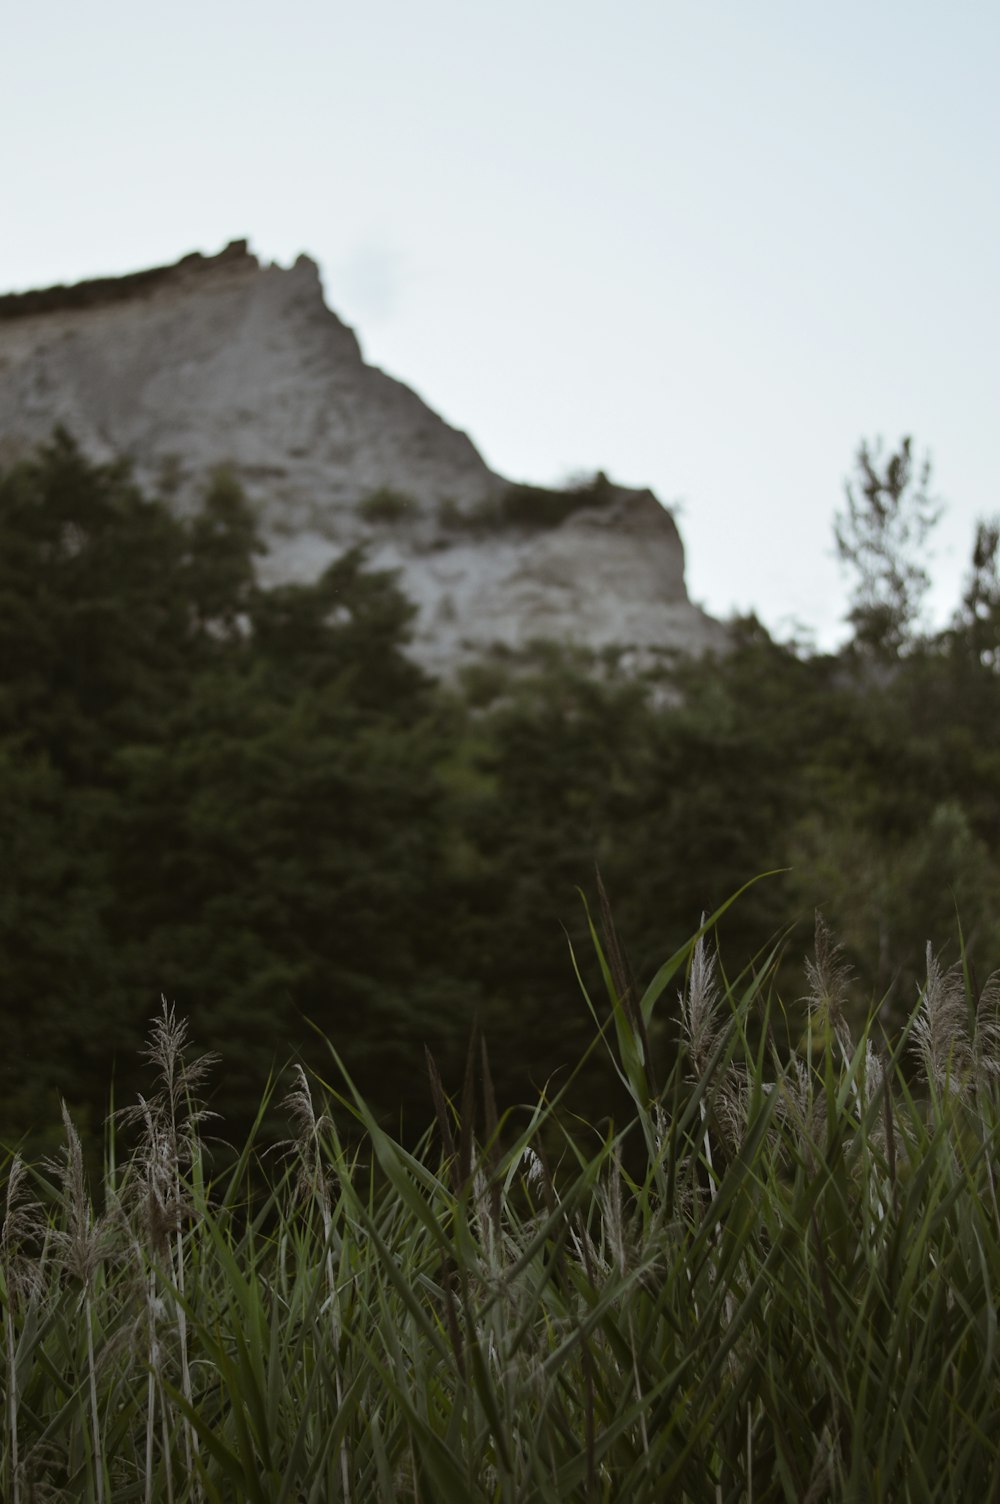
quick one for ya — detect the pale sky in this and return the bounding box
[3,1,997,648]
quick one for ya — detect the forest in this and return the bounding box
[2,429,999,1154]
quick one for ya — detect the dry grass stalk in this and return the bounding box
[2,1154,48,1504]
[118,1002,217,1504]
[282,1065,352,1504]
[48,1104,111,1504]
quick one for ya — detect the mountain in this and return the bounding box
[0,240,728,672]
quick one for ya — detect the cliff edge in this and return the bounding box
[0,241,728,670]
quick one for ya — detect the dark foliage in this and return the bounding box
[440,471,617,533]
[2,433,999,1154]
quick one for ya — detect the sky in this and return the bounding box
[3,1,997,648]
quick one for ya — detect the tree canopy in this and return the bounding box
[2,431,999,1153]
[835,436,941,657]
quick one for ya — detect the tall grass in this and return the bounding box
[3,914,1000,1502]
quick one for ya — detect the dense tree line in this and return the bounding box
[2,432,998,1152]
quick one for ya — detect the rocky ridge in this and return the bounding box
[0,241,728,672]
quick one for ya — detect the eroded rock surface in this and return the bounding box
[0,241,728,671]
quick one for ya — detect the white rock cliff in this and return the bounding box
[0,241,727,672]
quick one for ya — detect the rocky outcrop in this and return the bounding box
[0,241,728,671]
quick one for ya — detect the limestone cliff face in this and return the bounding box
[0,241,727,671]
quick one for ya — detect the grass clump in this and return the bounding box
[358,487,416,525]
[3,913,1000,1501]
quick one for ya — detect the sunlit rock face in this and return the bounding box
[0,240,728,671]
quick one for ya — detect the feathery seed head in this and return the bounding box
[860,1040,885,1110]
[47,1102,112,1289]
[281,1064,335,1203]
[596,1148,629,1274]
[2,1154,48,1304]
[779,1054,827,1168]
[517,1147,547,1194]
[713,1064,752,1152]
[973,971,1000,1079]
[911,943,971,1092]
[804,914,854,1055]
[118,1002,218,1203]
[144,998,218,1129]
[680,928,723,1076]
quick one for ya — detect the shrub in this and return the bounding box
[358,486,415,524]
[438,471,617,535]
[498,469,616,529]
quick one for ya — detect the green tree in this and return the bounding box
[0,429,198,780]
[182,465,264,641]
[952,518,1000,670]
[0,437,456,1140]
[835,436,941,657]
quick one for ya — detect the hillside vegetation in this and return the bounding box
[1,432,999,1152]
